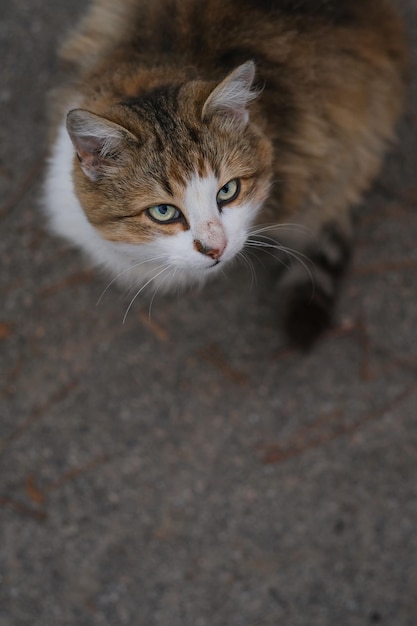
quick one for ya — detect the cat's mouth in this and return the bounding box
[207,259,221,269]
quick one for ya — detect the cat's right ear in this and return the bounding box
[202,61,258,126]
[66,109,138,181]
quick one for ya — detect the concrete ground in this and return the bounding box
[1,1,417,625]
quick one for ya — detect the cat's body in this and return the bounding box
[44,0,408,345]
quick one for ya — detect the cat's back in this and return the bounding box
[60,0,407,78]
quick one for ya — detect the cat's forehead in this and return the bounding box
[119,89,250,178]
[120,85,200,144]
[129,128,224,197]
[146,169,220,208]
[183,171,219,204]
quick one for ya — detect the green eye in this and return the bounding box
[147,204,182,223]
[216,179,240,206]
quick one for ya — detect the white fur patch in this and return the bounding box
[43,119,160,285]
[184,173,227,254]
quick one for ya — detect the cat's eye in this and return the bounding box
[216,179,240,206]
[146,204,182,223]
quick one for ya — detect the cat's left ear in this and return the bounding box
[66,109,138,181]
[202,61,258,126]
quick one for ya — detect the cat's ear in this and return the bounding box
[66,109,137,181]
[202,61,258,126]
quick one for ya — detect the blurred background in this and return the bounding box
[1,1,417,624]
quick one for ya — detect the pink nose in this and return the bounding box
[194,239,225,260]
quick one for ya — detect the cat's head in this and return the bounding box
[67,61,273,287]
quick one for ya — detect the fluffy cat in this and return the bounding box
[44,0,408,346]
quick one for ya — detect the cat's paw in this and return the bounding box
[281,276,334,349]
[279,266,335,349]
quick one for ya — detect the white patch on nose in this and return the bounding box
[184,172,227,256]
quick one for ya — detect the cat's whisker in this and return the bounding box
[246,238,314,284]
[249,234,313,260]
[248,223,310,237]
[246,245,267,270]
[246,242,293,271]
[237,250,257,288]
[247,237,311,262]
[148,266,176,318]
[249,222,302,232]
[122,265,172,324]
[96,255,166,306]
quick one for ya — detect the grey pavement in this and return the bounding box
[1,1,417,625]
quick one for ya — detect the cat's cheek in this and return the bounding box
[221,202,260,260]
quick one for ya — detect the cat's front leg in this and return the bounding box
[273,221,352,349]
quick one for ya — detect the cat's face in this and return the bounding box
[67,62,273,287]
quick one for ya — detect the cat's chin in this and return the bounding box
[113,256,228,295]
[206,259,221,269]
[141,265,219,294]
[168,258,227,288]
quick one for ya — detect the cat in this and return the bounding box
[44,0,408,347]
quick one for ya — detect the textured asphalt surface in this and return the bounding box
[1,1,417,625]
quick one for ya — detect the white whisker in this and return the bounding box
[246,241,292,271]
[237,250,257,288]
[122,265,171,324]
[246,246,266,270]
[96,255,166,305]
[249,222,310,237]
[148,266,175,318]
[246,237,314,284]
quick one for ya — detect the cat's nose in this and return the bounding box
[194,239,225,260]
